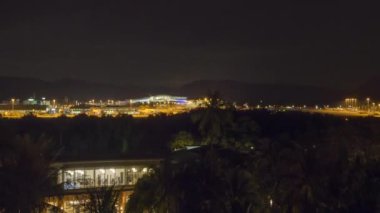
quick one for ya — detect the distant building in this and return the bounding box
[130,95,187,104]
[22,97,52,106]
[22,98,38,105]
[40,97,51,106]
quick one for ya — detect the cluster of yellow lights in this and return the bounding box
[344,98,357,102]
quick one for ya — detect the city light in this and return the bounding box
[2,95,380,119]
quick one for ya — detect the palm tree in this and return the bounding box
[192,91,236,146]
[192,91,258,151]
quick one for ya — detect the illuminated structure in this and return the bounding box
[47,158,161,212]
[344,98,358,108]
[22,97,38,105]
[130,95,187,104]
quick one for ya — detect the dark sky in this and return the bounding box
[0,0,378,88]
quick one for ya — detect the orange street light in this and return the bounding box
[366,98,370,111]
[11,98,15,111]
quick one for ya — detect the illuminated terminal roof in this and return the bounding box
[130,95,187,104]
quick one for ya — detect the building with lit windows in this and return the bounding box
[46,158,161,212]
[129,95,187,104]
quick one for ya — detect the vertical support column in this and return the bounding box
[61,169,64,188]
[125,167,127,185]
[93,169,96,187]
[73,169,76,189]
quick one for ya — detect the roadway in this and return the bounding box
[302,108,380,118]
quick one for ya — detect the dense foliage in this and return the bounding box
[1,108,380,212]
[127,108,380,213]
[0,136,61,212]
[83,185,122,213]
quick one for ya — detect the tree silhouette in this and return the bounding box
[83,185,122,213]
[192,91,258,150]
[0,135,62,213]
[127,146,262,213]
[169,131,195,151]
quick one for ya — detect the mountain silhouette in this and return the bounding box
[0,76,349,104]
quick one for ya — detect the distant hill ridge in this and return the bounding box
[1,76,376,105]
[179,80,344,105]
[0,76,143,100]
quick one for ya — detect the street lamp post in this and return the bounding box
[11,98,15,111]
[366,98,370,112]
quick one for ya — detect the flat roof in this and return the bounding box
[51,158,162,169]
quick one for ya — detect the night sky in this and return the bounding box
[0,0,378,88]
